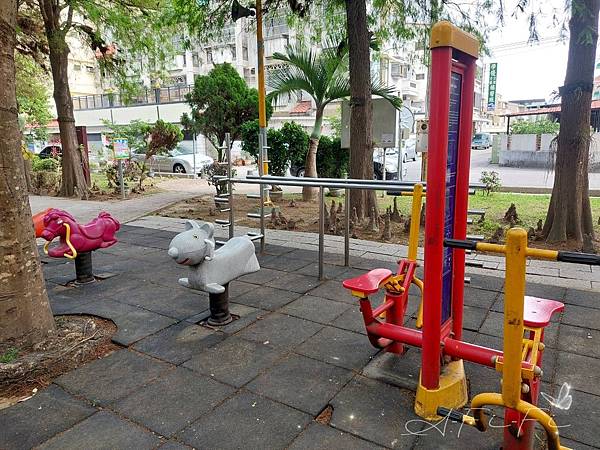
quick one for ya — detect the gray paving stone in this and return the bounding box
[462,305,488,332]
[557,323,600,358]
[286,248,319,261]
[468,274,504,292]
[228,280,260,297]
[330,376,419,449]
[158,441,193,450]
[183,336,285,387]
[237,267,285,285]
[330,305,367,335]
[280,295,350,324]
[247,353,353,415]
[307,280,354,304]
[266,272,322,293]
[361,348,421,391]
[112,367,234,436]
[37,411,161,450]
[556,351,600,397]
[133,322,226,365]
[562,304,600,331]
[546,385,600,447]
[0,385,96,450]
[564,288,600,309]
[259,255,312,272]
[294,262,351,279]
[295,326,379,371]
[237,312,323,349]
[49,294,96,315]
[214,303,266,334]
[332,267,368,281]
[71,299,178,346]
[54,349,171,406]
[233,286,302,311]
[463,286,498,309]
[288,422,385,450]
[177,391,311,449]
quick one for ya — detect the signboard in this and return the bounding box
[341,97,401,148]
[113,138,130,160]
[487,62,497,111]
[441,71,462,323]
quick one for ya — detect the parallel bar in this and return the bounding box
[231,178,417,191]
[344,188,350,267]
[444,337,503,368]
[319,186,325,280]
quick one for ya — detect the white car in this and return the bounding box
[133,146,214,175]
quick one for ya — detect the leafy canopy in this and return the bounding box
[182,63,272,161]
[16,53,52,143]
[241,120,308,176]
[511,119,560,135]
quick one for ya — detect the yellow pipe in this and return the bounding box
[256,0,266,130]
[414,276,424,328]
[526,247,558,261]
[63,223,77,259]
[408,183,423,262]
[502,228,528,408]
[475,242,506,255]
[471,394,569,450]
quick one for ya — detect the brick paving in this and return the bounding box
[1,223,599,449]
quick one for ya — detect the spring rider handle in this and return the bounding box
[43,222,78,259]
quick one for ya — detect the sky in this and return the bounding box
[483,0,575,102]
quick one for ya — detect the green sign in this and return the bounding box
[487,63,498,110]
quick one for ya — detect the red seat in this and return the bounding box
[523,296,564,328]
[342,269,392,295]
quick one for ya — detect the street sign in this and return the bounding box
[113,138,130,160]
[487,62,498,111]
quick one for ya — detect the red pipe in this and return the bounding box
[443,337,502,368]
[367,322,424,348]
[422,46,453,390]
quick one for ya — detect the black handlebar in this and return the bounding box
[444,238,478,250]
[557,251,600,266]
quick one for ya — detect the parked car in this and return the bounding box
[471,133,492,150]
[132,146,214,175]
[290,147,413,180]
[38,145,62,159]
[401,138,417,162]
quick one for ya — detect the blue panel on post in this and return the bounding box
[442,71,462,323]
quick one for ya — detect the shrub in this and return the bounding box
[510,119,559,135]
[32,156,59,172]
[317,136,348,178]
[480,170,502,195]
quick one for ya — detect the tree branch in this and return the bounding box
[62,3,74,33]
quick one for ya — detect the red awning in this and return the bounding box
[504,100,600,117]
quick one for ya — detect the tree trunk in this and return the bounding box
[302,107,323,201]
[0,0,55,344]
[543,0,599,250]
[40,0,88,199]
[345,0,378,221]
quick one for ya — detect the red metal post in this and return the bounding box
[422,46,453,390]
[451,57,477,341]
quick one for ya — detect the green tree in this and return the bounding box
[241,120,308,176]
[18,0,173,199]
[15,52,51,143]
[543,0,599,249]
[182,63,272,162]
[1,0,55,343]
[268,41,400,201]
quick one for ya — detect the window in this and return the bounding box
[242,45,249,61]
[231,44,236,60]
[416,73,425,80]
[206,49,213,64]
[74,64,81,71]
[192,52,200,67]
[86,65,95,73]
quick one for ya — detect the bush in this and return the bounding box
[316,136,348,178]
[32,156,59,172]
[480,170,502,195]
[510,119,559,135]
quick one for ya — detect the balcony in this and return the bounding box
[72,85,194,111]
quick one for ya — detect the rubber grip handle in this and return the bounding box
[557,251,600,266]
[444,238,478,250]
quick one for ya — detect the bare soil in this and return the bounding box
[0,315,118,409]
[159,194,595,252]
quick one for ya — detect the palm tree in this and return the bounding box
[267,41,401,201]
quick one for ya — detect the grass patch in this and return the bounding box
[0,348,19,364]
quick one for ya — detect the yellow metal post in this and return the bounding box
[256,0,269,175]
[502,228,528,408]
[408,184,423,262]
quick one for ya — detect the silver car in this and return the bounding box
[133,146,213,175]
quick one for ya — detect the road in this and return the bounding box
[400,149,600,191]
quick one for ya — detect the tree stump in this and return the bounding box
[381,211,391,240]
[391,197,401,222]
[504,203,519,223]
[489,227,504,244]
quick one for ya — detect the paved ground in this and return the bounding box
[1,223,599,449]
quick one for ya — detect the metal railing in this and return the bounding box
[227,175,482,280]
[73,85,194,111]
